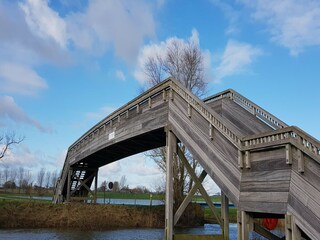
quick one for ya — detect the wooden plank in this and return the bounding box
[240,192,288,203]
[240,180,290,192]
[220,98,272,136]
[169,101,241,181]
[169,109,240,205]
[240,201,287,214]
[290,172,320,219]
[241,169,291,182]
[292,152,320,193]
[287,206,319,240]
[288,194,320,235]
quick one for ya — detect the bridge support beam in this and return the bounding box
[165,127,177,240]
[285,214,302,240]
[237,211,253,240]
[221,191,229,240]
[67,167,72,202]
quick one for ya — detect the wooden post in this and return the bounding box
[94,169,98,204]
[67,167,72,202]
[285,214,292,240]
[237,210,242,240]
[165,127,176,240]
[291,216,302,240]
[221,192,229,240]
[241,211,252,240]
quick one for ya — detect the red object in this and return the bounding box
[262,218,278,230]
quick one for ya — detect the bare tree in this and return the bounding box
[144,39,207,96]
[18,167,24,193]
[119,175,127,190]
[37,168,46,188]
[51,170,58,188]
[0,132,24,160]
[143,38,207,207]
[3,165,9,183]
[45,171,51,189]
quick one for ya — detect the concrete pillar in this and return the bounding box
[165,128,177,240]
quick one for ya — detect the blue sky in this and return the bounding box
[0,0,319,193]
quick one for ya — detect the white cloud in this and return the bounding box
[214,40,263,82]
[240,0,320,55]
[116,70,126,81]
[98,154,162,189]
[0,95,49,132]
[0,63,47,96]
[66,0,156,63]
[20,0,68,48]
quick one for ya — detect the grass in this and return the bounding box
[204,207,237,224]
[96,192,165,200]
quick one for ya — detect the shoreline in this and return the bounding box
[0,201,204,230]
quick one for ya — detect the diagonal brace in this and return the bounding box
[174,170,207,225]
[177,147,223,227]
[71,172,95,195]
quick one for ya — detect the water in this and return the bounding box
[0,224,236,240]
[0,224,286,239]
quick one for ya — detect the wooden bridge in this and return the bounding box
[54,78,320,240]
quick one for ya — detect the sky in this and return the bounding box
[0,0,320,194]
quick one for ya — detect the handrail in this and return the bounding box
[204,89,288,130]
[68,78,172,152]
[242,126,320,163]
[170,80,242,148]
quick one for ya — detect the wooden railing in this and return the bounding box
[66,78,320,164]
[242,126,320,164]
[67,79,172,156]
[170,81,242,148]
[204,89,288,130]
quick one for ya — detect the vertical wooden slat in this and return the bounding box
[165,128,176,240]
[237,210,242,240]
[245,151,251,169]
[238,150,244,169]
[297,149,304,173]
[285,214,292,240]
[286,144,292,165]
[67,168,72,202]
[221,192,229,240]
[94,169,98,204]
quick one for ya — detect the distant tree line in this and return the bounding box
[0,166,59,195]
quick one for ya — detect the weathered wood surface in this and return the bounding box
[54,78,320,239]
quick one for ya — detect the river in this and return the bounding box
[0,224,285,239]
[0,224,236,240]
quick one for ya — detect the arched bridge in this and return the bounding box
[54,78,320,240]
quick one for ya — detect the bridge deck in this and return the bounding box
[54,78,320,239]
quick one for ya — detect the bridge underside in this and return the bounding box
[54,78,320,240]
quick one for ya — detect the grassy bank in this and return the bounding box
[0,201,204,230]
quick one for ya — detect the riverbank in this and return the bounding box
[0,201,204,230]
